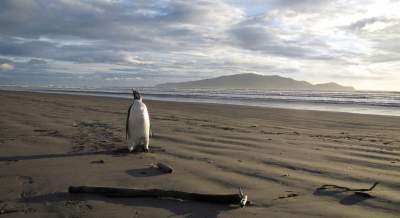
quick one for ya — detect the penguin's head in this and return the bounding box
[132,90,141,101]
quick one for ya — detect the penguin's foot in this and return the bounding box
[132,145,149,153]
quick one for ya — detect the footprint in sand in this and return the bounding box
[16,176,36,199]
[34,129,63,137]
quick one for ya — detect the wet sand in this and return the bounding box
[0,90,399,217]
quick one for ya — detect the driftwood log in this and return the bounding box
[69,186,248,207]
[156,162,173,173]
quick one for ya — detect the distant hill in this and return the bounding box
[156,73,355,91]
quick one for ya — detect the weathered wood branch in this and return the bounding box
[69,186,248,207]
[318,182,379,192]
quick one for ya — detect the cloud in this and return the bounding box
[346,17,396,32]
[0,0,242,63]
[0,0,399,90]
[28,59,47,65]
[0,63,14,71]
[271,0,332,11]
[0,57,48,73]
[228,25,333,60]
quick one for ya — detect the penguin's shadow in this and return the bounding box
[125,167,165,177]
[0,146,165,162]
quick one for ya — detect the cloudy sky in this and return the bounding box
[0,0,399,90]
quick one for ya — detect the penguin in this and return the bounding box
[126,90,150,152]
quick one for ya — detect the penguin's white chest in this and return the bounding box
[127,100,150,151]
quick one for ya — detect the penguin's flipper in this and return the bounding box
[149,124,153,138]
[126,104,133,140]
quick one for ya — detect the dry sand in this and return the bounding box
[0,90,399,218]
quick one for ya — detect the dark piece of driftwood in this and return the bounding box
[0,209,19,215]
[276,193,298,200]
[90,160,105,164]
[317,182,379,192]
[69,186,248,207]
[156,162,173,173]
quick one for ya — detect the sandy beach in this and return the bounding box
[0,90,399,218]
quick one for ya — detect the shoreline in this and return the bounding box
[1,90,399,217]
[5,89,400,118]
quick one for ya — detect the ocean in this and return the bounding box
[3,86,400,116]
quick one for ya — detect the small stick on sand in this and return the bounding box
[69,186,249,207]
[317,182,379,199]
[156,162,173,173]
[318,182,379,192]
